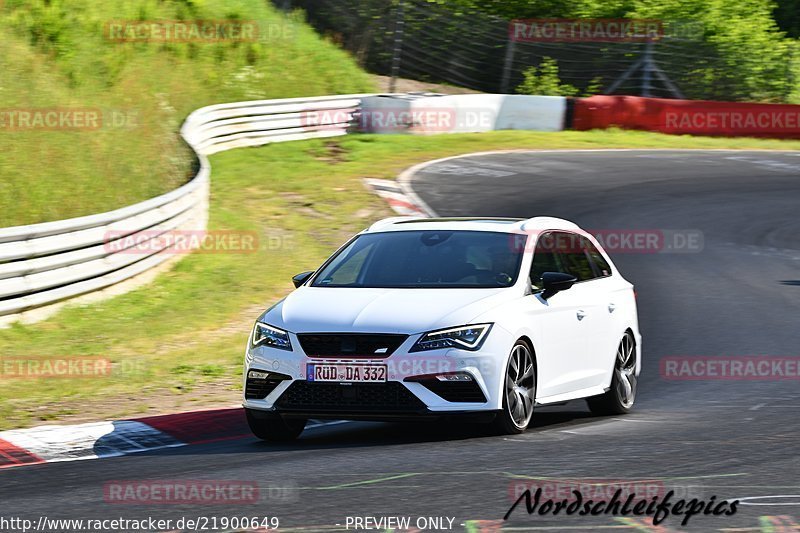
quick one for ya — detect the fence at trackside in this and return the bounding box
[0,94,381,324]
[569,95,800,139]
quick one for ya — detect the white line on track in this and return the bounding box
[306,420,351,430]
[734,494,800,506]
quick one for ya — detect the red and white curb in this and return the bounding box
[0,407,248,469]
[363,178,434,217]
[0,409,348,470]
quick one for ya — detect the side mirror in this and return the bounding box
[292,271,314,288]
[540,272,577,300]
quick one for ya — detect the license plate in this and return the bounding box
[307,363,387,383]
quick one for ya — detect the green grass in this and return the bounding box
[0,0,374,226]
[2,128,800,429]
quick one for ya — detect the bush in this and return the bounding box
[516,58,579,97]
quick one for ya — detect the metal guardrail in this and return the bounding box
[0,94,377,320]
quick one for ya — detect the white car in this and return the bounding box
[243,217,641,440]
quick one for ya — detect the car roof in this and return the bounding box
[365,216,582,234]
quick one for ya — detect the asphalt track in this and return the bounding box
[2,150,800,532]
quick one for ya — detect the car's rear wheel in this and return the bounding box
[246,409,306,442]
[587,331,637,415]
[493,341,536,434]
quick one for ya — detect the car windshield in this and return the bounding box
[312,230,525,288]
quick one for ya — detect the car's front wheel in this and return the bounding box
[493,340,536,434]
[587,331,637,415]
[246,409,306,442]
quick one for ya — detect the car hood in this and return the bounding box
[261,286,517,334]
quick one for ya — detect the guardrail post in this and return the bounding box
[641,41,654,97]
[500,38,516,94]
[389,0,406,93]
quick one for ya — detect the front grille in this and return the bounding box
[276,381,425,412]
[297,333,408,358]
[417,380,487,403]
[245,372,290,400]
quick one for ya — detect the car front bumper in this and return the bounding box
[242,326,514,418]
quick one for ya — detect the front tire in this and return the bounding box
[587,331,637,416]
[493,341,536,435]
[246,409,306,442]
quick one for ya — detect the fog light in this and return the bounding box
[248,370,270,380]
[436,373,473,382]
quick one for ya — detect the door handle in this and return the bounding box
[608,303,616,313]
[576,310,586,321]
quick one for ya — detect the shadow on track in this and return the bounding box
[136,403,603,458]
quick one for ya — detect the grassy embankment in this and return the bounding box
[0,0,373,226]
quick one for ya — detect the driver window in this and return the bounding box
[321,241,375,285]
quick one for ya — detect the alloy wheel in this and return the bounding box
[505,343,535,428]
[615,333,637,409]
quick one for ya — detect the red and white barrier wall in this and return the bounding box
[570,95,800,139]
[358,93,800,140]
[359,94,568,134]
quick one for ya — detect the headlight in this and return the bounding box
[410,323,492,352]
[250,322,292,351]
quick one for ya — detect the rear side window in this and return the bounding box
[552,232,595,282]
[530,231,610,287]
[584,238,612,277]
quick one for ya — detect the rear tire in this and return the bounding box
[587,331,637,416]
[246,409,306,442]
[493,340,536,435]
